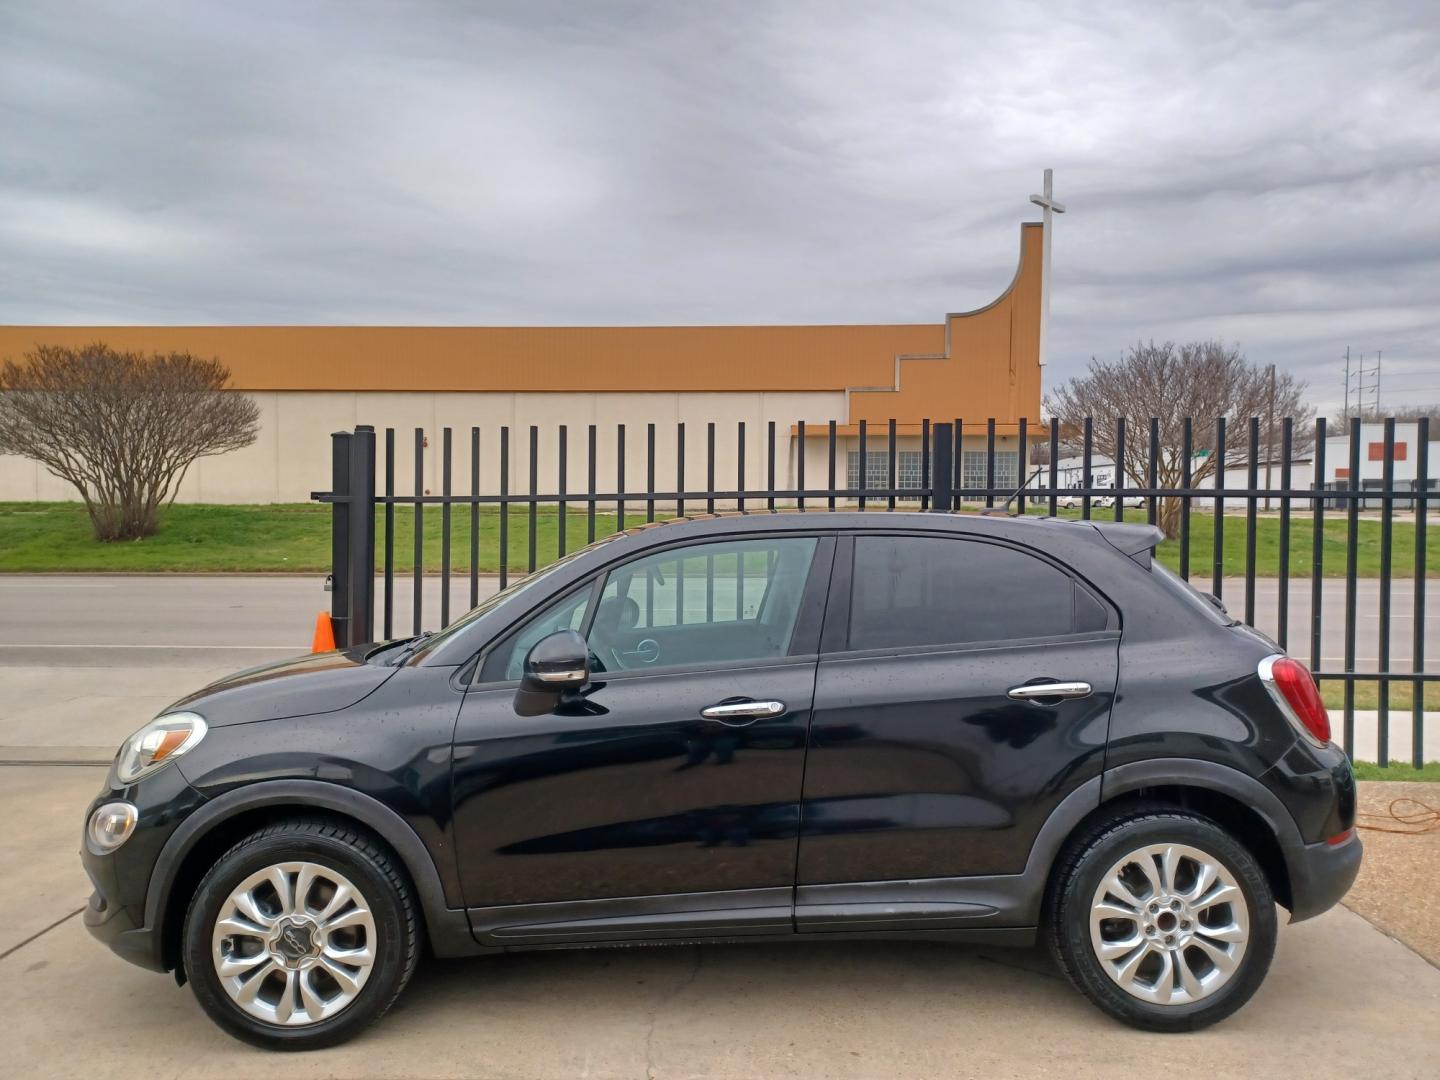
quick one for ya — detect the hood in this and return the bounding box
[164,646,398,728]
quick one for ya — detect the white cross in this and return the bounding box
[1029,168,1064,370]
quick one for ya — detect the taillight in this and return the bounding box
[1258,654,1331,747]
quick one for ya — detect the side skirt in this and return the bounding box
[448,881,1043,956]
[496,927,1037,954]
[464,887,793,948]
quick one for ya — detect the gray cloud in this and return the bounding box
[2,0,1437,412]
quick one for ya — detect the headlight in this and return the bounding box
[87,802,138,853]
[115,712,208,784]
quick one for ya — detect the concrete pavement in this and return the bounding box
[4,767,1439,1080]
[2,568,1437,1076]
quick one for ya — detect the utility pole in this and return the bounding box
[1343,346,1351,420]
[1265,363,1276,511]
[1345,349,1380,421]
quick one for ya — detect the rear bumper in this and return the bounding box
[1285,829,1363,923]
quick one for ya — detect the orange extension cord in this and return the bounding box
[1355,798,1440,835]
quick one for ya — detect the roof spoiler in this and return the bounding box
[1090,521,1165,568]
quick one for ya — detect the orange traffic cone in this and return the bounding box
[311,612,337,653]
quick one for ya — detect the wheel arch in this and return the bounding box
[1081,758,1304,912]
[148,780,456,975]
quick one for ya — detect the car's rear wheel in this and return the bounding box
[1046,810,1277,1032]
[183,819,419,1050]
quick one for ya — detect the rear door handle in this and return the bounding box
[700,700,786,726]
[1007,681,1093,701]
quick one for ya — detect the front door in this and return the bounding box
[795,532,1118,928]
[451,533,832,946]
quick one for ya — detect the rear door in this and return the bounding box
[795,532,1118,928]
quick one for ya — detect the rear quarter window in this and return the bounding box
[1150,562,1236,626]
[848,535,1097,650]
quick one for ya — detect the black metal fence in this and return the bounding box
[315,416,1435,766]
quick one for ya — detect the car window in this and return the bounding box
[1151,561,1235,626]
[476,535,820,683]
[848,535,1079,650]
[480,586,594,682]
[587,536,818,673]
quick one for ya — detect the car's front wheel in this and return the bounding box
[183,818,419,1050]
[1046,809,1277,1031]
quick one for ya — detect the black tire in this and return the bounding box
[183,818,420,1051]
[1045,809,1277,1032]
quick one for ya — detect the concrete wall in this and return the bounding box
[0,389,850,504]
[0,390,1031,508]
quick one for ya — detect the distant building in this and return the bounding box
[1016,421,1435,511]
[0,224,1048,504]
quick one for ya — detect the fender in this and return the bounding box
[1101,756,1306,861]
[144,779,474,962]
[933,760,1307,933]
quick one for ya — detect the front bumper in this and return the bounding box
[82,886,166,972]
[79,762,205,973]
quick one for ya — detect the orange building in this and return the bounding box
[0,223,1044,503]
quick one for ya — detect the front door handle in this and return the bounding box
[1007,681,1093,701]
[700,700,786,726]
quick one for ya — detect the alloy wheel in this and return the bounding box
[1088,842,1250,1005]
[210,861,377,1026]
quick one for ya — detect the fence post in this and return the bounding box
[931,422,954,512]
[346,425,377,646]
[328,429,353,648]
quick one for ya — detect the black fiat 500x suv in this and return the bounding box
[81,512,1359,1050]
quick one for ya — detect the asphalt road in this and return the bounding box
[1,573,1436,669]
[0,574,1434,761]
[4,765,1438,1080]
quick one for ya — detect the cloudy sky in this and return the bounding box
[2,0,1437,412]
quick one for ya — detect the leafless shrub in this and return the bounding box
[1045,340,1313,537]
[0,343,260,540]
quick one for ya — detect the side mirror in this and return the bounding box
[515,629,590,716]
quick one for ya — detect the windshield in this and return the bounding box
[405,532,626,659]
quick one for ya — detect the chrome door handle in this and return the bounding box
[1007,681,1093,701]
[700,700,786,725]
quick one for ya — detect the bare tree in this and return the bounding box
[1045,340,1313,537]
[1331,403,1440,433]
[0,343,260,540]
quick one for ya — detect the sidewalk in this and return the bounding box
[1340,711,1440,764]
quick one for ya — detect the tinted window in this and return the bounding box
[1151,562,1235,626]
[848,536,1077,650]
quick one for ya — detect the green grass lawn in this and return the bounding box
[1350,760,1440,781]
[2,500,1439,575]
[1024,504,1439,580]
[0,502,650,573]
[1318,680,1440,712]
